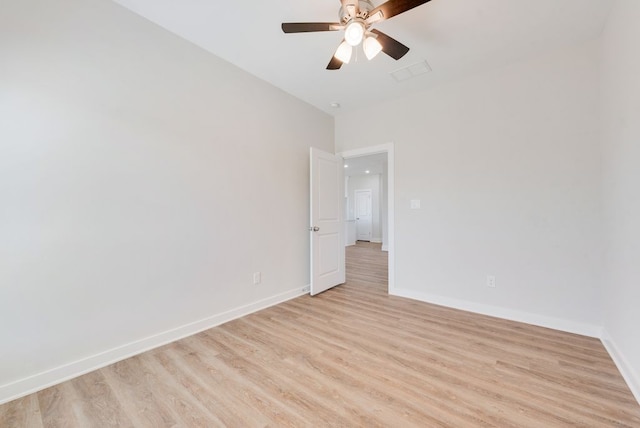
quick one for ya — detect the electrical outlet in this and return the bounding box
[253,272,261,285]
[487,275,496,288]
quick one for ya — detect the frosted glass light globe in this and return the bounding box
[363,36,382,60]
[334,41,353,63]
[344,21,365,46]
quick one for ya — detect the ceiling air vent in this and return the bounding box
[390,60,432,82]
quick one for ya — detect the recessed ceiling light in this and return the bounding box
[365,170,370,174]
[330,102,341,108]
[344,164,349,168]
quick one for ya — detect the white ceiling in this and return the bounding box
[345,153,387,176]
[111,0,613,115]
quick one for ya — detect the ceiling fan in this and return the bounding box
[281,0,432,70]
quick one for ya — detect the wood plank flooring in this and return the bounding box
[2,241,639,427]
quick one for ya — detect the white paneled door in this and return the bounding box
[310,147,345,296]
[355,189,372,241]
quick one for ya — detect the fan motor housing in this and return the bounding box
[339,0,375,23]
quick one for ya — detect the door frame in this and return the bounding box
[339,143,395,293]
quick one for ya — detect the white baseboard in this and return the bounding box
[390,288,602,338]
[371,238,382,243]
[381,244,388,252]
[601,329,640,405]
[5,285,636,408]
[0,286,308,405]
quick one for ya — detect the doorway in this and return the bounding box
[340,143,394,293]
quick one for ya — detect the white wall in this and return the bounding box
[600,0,640,401]
[347,174,381,242]
[0,0,333,402]
[336,40,603,334]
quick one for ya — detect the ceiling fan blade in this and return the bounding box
[281,22,341,33]
[327,56,343,70]
[370,29,410,60]
[368,0,431,22]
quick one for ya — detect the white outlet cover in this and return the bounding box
[410,199,421,209]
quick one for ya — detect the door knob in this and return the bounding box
[309,226,320,232]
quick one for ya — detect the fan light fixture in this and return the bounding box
[334,41,353,63]
[344,21,365,46]
[282,0,430,70]
[363,36,382,60]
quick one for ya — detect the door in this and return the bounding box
[355,189,372,241]
[310,147,345,295]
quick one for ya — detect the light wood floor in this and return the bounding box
[2,241,639,427]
